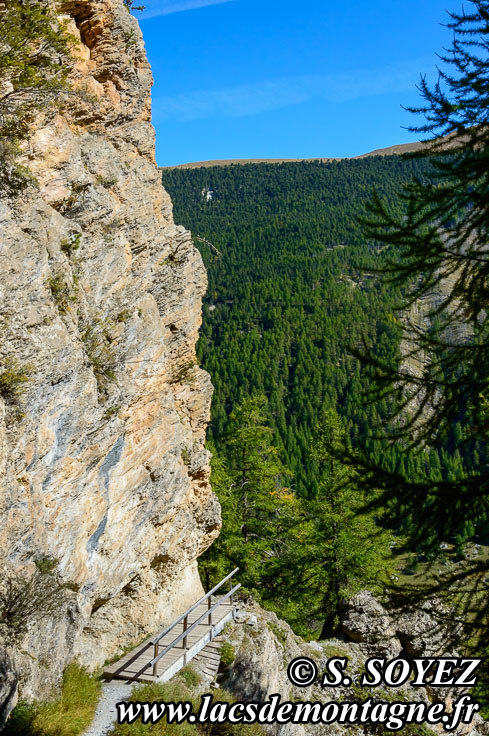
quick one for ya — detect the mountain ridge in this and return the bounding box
[161,140,426,169]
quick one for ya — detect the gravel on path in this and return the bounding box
[83,679,133,736]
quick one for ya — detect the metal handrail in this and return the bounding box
[149,583,241,676]
[152,567,239,645]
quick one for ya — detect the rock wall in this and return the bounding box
[0,0,220,705]
[399,234,472,421]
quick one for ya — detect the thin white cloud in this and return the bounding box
[140,0,233,19]
[152,57,434,122]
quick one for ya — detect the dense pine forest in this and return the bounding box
[162,157,455,497]
[161,154,488,639]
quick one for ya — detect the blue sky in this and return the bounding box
[137,0,463,166]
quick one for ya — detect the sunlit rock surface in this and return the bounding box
[0,0,220,706]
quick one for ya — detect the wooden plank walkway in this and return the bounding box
[103,597,235,683]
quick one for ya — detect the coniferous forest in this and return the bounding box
[162,153,489,638]
[162,156,461,498]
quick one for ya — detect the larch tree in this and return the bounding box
[342,0,489,672]
[199,395,295,591]
[262,411,394,638]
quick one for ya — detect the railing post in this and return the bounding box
[182,615,188,649]
[229,577,234,606]
[183,615,188,664]
[152,642,159,677]
[208,595,212,625]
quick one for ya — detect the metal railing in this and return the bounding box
[149,568,240,677]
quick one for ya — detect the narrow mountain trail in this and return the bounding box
[83,681,133,736]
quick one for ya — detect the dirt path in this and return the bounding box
[83,680,133,736]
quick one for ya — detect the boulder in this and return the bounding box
[0,651,18,729]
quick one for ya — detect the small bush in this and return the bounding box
[60,232,81,257]
[219,642,235,667]
[56,182,91,215]
[81,318,117,394]
[95,174,118,189]
[0,141,39,198]
[0,1,74,196]
[103,405,121,420]
[124,30,137,51]
[170,361,197,385]
[34,556,58,575]
[181,448,191,466]
[117,310,132,323]
[0,564,66,644]
[3,700,37,733]
[178,665,201,688]
[123,0,145,12]
[0,358,30,404]
[48,274,76,313]
[471,678,489,719]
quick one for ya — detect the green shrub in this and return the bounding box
[123,30,137,51]
[170,361,197,385]
[0,358,30,404]
[103,405,121,420]
[0,565,66,644]
[3,700,37,734]
[471,678,489,719]
[123,0,145,13]
[219,642,235,667]
[95,174,118,189]
[48,275,76,313]
[60,232,81,257]
[0,141,39,197]
[34,557,58,575]
[178,666,201,688]
[80,318,117,394]
[181,448,191,466]
[117,310,132,323]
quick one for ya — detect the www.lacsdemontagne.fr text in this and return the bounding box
[117,693,480,731]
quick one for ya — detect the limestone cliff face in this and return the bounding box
[0,0,220,702]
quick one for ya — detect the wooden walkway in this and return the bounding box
[103,570,239,684]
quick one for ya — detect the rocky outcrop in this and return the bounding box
[340,590,461,658]
[399,238,472,421]
[0,653,18,730]
[220,594,487,736]
[0,0,219,710]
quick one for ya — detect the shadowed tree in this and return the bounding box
[340,0,489,672]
